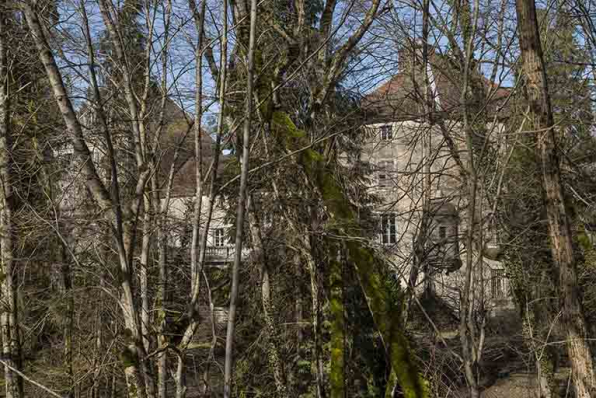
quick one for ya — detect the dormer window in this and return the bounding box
[380,125,393,140]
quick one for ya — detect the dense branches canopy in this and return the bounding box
[0,0,595,397]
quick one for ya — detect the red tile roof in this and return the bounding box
[363,52,514,122]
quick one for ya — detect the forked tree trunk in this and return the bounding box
[23,4,154,397]
[515,0,596,396]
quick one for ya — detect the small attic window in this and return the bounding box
[380,125,393,140]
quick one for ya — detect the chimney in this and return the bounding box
[398,39,435,72]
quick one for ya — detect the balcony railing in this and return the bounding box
[205,246,235,262]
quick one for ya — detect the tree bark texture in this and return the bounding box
[0,8,22,398]
[329,243,345,398]
[515,0,596,396]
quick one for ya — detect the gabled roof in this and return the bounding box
[363,48,513,123]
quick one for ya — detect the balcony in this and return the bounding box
[205,246,235,265]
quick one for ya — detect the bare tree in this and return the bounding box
[23,2,157,395]
[223,0,258,393]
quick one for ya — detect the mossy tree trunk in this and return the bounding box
[329,242,345,398]
[270,112,428,398]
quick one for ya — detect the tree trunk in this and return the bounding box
[199,270,218,397]
[0,9,22,398]
[329,243,345,398]
[23,4,154,396]
[153,175,168,398]
[174,353,186,398]
[247,202,287,395]
[174,0,222,395]
[409,0,434,297]
[304,235,326,398]
[515,0,596,396]
[223,0,257,393]
[140,197,152,353]
[60,238,74,398]
[188,0,207,312]
[294,249,307,395]
[271,112,428,398]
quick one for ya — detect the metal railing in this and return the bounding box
[205,246,234,260]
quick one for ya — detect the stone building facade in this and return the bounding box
[361,45,516,317]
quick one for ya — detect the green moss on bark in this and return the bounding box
[329,246,345,397]
[271,110,428,398]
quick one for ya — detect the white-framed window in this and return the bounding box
[490,268,508,299]
[379,213,397,245]
[213,228,226,247]
[380,124,393,140]
[377,160,396,188]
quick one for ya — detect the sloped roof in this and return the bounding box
[76,92,220,198]
[363,49,513,123]
[154,100,220,198]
